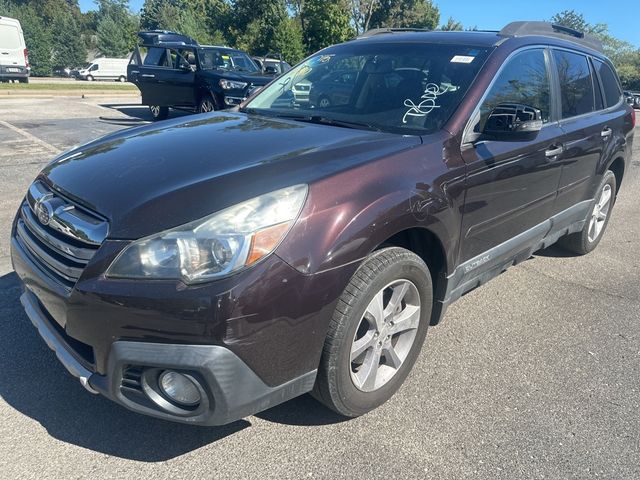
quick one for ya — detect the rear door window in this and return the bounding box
[553,50,595,119]
[143,47,170,67]
[593,59,622,108]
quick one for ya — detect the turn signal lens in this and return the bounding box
[246,222,291,265]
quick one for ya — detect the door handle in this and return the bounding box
[601,127,612,139]
[141,74,155,78]
[545,145,564,158]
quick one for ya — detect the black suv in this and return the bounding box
[11,22,635,425]
[128,31,272,120]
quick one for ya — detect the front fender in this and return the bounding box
[276,138,462,276]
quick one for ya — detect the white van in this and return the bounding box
[0,16,29,83]
[77,58,129,82]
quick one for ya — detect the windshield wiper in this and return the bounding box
[274,114,383,132]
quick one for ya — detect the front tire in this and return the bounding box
[149,105,169,121]
[118,75,126,83]
[559,170,616,255]
[313,247,432,417]
[198,94,216,113]
[86,75,94,82]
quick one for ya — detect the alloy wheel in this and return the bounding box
[588,183,612,243]
[350,279,421,392]
[200,99,215,113]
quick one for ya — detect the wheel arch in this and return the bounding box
[608,156,625,193]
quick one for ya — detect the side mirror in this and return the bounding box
[483,103,543,141]
[178,63,193,72]
[264,65,278,75]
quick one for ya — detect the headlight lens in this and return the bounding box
[219,79,248,90]
[106,185,307,284]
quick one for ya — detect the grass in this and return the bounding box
[0,82,137,91]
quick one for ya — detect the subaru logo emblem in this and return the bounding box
[34,195,54,226]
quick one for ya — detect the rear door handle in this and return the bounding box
[601,127,612,139]
[545,145,564,158]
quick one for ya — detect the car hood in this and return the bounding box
[41,112,422,239]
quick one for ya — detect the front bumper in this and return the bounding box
[20,289,315,425]
[11,219,357,424]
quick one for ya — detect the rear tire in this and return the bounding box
[312,247,432,417]
[118,76,126,83]
[149,105,169,121]
[558,170,616,255]
[19,77,28,84]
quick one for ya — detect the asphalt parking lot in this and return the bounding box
[0,96,638,479]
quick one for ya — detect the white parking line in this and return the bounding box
[0,119,61,155]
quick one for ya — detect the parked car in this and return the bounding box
[76,58,129,82]
[128,31,272,120]
[0,15,29,83]
[308,69,359,108]
[53,66,72,78]
[69,64,89,79]
[11,22,635,426]
[252,55,291,76]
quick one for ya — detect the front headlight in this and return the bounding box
[106,185,307,284]
[219,79,248,90]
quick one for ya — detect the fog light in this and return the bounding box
[158,371,201,407]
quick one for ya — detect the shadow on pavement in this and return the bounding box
[0,271,248,462]
[534,243,577,258]
[98,103,191,122]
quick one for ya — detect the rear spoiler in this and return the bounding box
[137,31,199,47]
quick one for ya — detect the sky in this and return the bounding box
[78,0,640,48]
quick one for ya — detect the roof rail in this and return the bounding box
[358,27,431,38]
[499,21,603,53]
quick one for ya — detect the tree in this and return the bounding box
[95,0,139,57]
[304,0,353,53]
[51,11,87,67]
[140,0,227,44]
[551,10,640,89]
[5,4,54,76]
[230,0,305,60]
[440,17,463,31]
[369,0,439,30]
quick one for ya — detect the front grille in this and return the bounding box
[14,181,108,289]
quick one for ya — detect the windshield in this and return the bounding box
[198,48,260,73]
[245,42,491,135]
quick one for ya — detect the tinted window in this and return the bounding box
[143,47,169,67]
[476,49,551,133]
[246,43,491,135]
[553,50,595,118]
[594,59,622,108]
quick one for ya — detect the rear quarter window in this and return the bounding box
[593,59,622,108]
[0,24,21,49]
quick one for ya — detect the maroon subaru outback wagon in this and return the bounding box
[11,22,635,424]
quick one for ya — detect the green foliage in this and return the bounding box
[552,10,640,89]
[440,17,462,31]
[140,0,227,45]
[303,0,353,53]
[230,0,305,62]
[369,0,440,30]
[3,3,54,76]
[51,11,87,67]
[95,0,139,57]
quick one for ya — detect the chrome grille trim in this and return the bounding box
[16,220,84,282]
[26,181,108,245]
[14,181,108,287]
[20,204,94,262]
